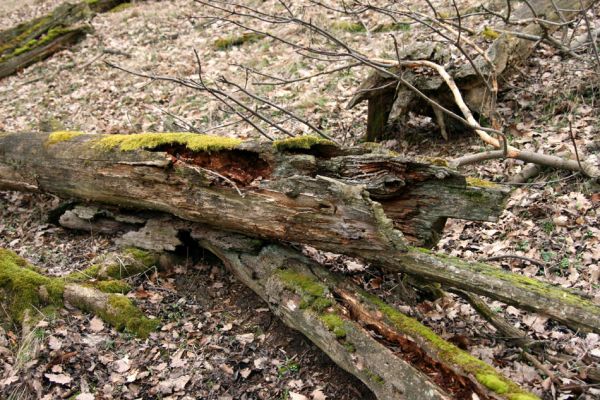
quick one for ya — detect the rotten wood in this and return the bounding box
[347,0,595,139]
[0,132,599,333]
[60,209,537,400]
[0,0,131,79]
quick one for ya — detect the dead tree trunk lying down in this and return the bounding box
[0,247,160,338]
[53,208,538,400]
[347,0,594,140]
[0,0,130,79]
[1,131,599,334]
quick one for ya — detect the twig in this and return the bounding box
[484,254,547,268]
[185,164,245,197]
[450,289,536,349]
[579,0,600,72]
[568,119,584,173]
[509,164,543,184]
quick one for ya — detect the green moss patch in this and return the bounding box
[332,21,366,33]
[109,2,133,13]
[0,249,64,323]
[94,279,131,294]
[95,132,242,153]
[373,22,411,32]
[273,135,336,151]
[102,294,159,338]
[276,269,352,339]
[359,290,537,399]
[0,26,77,63]
[466,177,500,189]
[214,33,264,50]
[277,269,332,310]
[46,130,84,145]
[319,313,347,338]
[482,26,500,40]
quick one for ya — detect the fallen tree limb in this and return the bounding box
[1,131,598,333]
[60,209,538,400]
[0,0,131,79]
[0,247,160,338]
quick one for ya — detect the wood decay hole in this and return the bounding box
[335,288,490,400]
[161,145,272,186]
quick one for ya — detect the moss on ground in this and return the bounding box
[214,32,264,50]
[331,21,366,33]
[95,132,242,153]
[273,135,336,151]
[373,22,411,32]
[359,290,538,399]
[46,130,84,145]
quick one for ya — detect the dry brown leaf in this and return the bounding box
[44,373,72,385]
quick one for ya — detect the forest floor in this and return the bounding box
[1,0,599,399]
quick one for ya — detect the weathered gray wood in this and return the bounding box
[0,0,130,79]
[0,132,508,248]
[1,132,598,333]
[348,0,595,139]
[67,211,537,400]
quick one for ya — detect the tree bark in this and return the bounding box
[0,0,130,79]
[58,209,538,400]
[347,0,595,139]
[0,131,598,333]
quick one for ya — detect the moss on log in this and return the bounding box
[0,0,132,79]
[0,247,159,338]
[1,132,599,332]
[114,216,536,400]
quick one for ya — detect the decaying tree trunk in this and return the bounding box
[1,131,598,335]
[0,0,130,79]
[0,246,160,338]
[51,207,539,400]
[347,0,594,139]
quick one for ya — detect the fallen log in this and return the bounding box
[347,0,594,140]
[0,0,131,79]
[55,208,539,400]
[0,247,160,338]
[1,131,598,333]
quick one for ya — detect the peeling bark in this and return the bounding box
[348,0,595,139]
[1,132,598,333]
[92,213,536,400]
